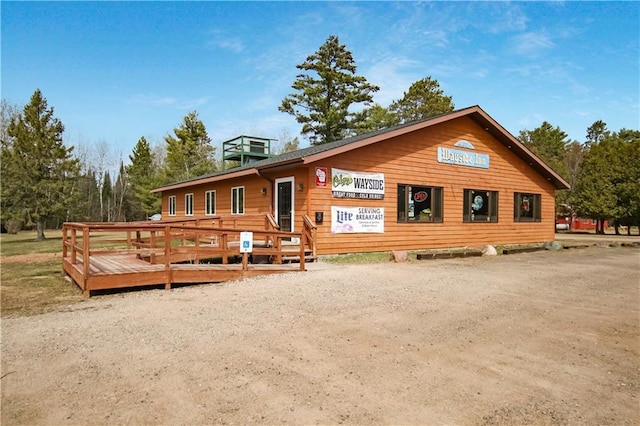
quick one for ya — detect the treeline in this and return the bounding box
[519,121,640,234]
[1,35,638,239]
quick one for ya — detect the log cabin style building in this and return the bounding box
[152,106,570,256]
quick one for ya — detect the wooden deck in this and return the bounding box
[62,215,316,297]
[63,252,301,296]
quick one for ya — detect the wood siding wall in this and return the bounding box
[160,175,274,230]
[160,117,558,255]
[159,171,310,232]
[306,117,557,255]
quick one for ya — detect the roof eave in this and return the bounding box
[468,109,570,190]
[151,168,259,193]
[301,106,482,165]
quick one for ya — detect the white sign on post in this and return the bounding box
[239,231,253,253]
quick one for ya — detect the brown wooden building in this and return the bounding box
[152,106,570,255]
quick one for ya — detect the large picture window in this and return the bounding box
[514,192,541,222]
[205,190,216,216]
[185,193,194,216]
[232,186,244,215]
[397,184,443,223]
[168,195,176,216]
[463,189,498,222]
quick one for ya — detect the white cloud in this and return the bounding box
[512,32,555,56]
[207,30,245,53]
[365,56,423,106]
[128,94,177,107]
[178,97,211,110]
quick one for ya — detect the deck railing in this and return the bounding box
[302,215,317,259]
[62,214,313,296]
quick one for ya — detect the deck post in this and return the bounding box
[274,237,282,264]
[71,228,77,264]
[221,233,228,264]
[82,226,90,297]
[299,231,306,271]
[164,226,171,290]
[62,226,68,258]
[242,252,248,271]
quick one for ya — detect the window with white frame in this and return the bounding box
[232,186,244,215]
[168,195,176,216]
[185,193,194,216]
[205,190,216,216]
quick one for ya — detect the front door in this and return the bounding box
[275,177,294,233]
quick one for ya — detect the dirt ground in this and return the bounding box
[1,244,639,425]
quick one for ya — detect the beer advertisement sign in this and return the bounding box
[331,206,385,234]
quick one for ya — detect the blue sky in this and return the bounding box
[2,1,639,164]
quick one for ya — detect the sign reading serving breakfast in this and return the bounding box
[331,206,385,234]
[437,147,490,169]
[331,168,385,199]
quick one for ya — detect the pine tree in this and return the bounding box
[102,171,113,222]
[127,136,161,220]
[518,121,569,179]
[279,35,379,145]
[389,77,454,124]
[3,89,79,240]
[352,104,400,135]
[163,111,216,183]
[113,161,131,222]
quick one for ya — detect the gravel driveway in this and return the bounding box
[2,245,639,425]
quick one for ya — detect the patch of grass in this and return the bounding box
[0,230,135,258]
[1,259,83,317]
[0,230,65,257]
[323,251,393,264]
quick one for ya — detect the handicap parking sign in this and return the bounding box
[239,231,253,253]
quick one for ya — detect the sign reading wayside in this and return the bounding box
[437,147,490,169]
[331,168,385,199]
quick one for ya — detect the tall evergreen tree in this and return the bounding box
[585,120,610,146]
[163,111,216,183]
[388,77,454,124]
[113,161,130,222]
[102,171,113,222]
[558,140,585,225]
[127,136,161,220]
[573,133,618,234]
[518,121,569,179]
[611,129,640,234]
[1,99,20,147]
[2,89,79,240]
[279,35,379,145]
[352,104,399,135]
[76,168,101,221]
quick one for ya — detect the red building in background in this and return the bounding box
[556,215,608,231]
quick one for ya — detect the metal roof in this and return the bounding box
[152,105,570,193]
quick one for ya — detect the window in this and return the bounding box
[397,184,443,223]
[168,195,176,216]
[185,193,194,216]
[514,192,541,222]
[463,189,498,222]
[232,186,244,214]
[205,190,216,216]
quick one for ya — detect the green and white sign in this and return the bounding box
[331,168,385,199]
